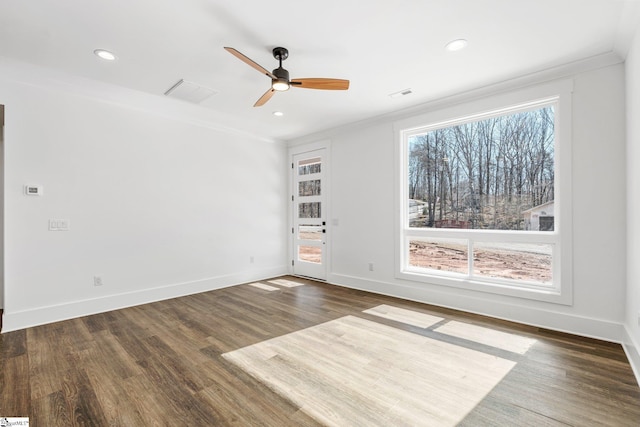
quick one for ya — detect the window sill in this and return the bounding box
[397,269,571,305]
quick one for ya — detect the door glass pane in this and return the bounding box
[299,179,321,197]
[299,202,321,218]
[298,157,321,175]
[298,245,321,263]
[299,225,323,241]
[473,242,552,284]
[409,238,468,274]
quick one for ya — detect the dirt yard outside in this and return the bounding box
[409,241,552,283]
[297,236,552,284]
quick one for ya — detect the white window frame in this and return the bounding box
[394,80,573,305]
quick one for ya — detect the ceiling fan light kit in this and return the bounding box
[272,80,290,91]
[224,46,349,106]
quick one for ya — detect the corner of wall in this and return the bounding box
[624,2,640,388]
[623,326,640,386]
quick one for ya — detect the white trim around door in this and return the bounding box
[290,143,330,280]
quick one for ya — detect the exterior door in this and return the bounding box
[292,149,327,280]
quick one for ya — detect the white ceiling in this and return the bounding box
[0,0,639,141]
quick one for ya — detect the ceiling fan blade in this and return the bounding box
[224,47,276,80]
[254,88,276,107]
[290,78,350,90]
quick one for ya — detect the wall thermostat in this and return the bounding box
[25,185,43,196]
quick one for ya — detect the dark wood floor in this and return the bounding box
[1,276,639,426]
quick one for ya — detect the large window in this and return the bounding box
[396,82,572,304]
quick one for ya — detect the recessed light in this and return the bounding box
[273,111,284,117]
[445,39,468,52]
[94,49,117,61]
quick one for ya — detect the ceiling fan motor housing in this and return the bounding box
[272,65,290,91]
[273,67,290,82]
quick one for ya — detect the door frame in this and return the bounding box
[288,140,331,281]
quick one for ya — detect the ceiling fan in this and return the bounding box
[224,46,350,107]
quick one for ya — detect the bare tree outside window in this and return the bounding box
[408,106,554,231]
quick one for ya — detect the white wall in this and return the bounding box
[0,104,4,310]
[295,62,628,342]
[0,62,289,332]
[625,21,640,378]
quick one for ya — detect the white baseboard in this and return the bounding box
[1,266,287,333]
[623,326,640,386]
[329,273,625,344]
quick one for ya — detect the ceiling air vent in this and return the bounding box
[389,88,413,99]
[164,79,218,104]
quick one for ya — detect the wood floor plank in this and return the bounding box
[134,355,222,425]
[81,357,148,427]
[26,323,77,400]
[1,275,639,426]
[0,354,31,417]
[0,329,27,358]
[458,395,573,427]
[30,369,110,427]
[31,391,73,427]
[105,318,155,363]
[85,331,142,380]
[120,373,177,426]
[143,334,217,393]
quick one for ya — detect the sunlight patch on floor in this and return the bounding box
[435,321,537,355]
[223,315,515,427]
[363,304,443,328]
[268,278,305,288]
[247,282,280,291]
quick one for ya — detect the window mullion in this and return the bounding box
[468,238,474,279]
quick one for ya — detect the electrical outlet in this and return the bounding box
[49,219,70,231]
[368,262,374,271]
[250,256,255,264]
[93,276,103,286]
